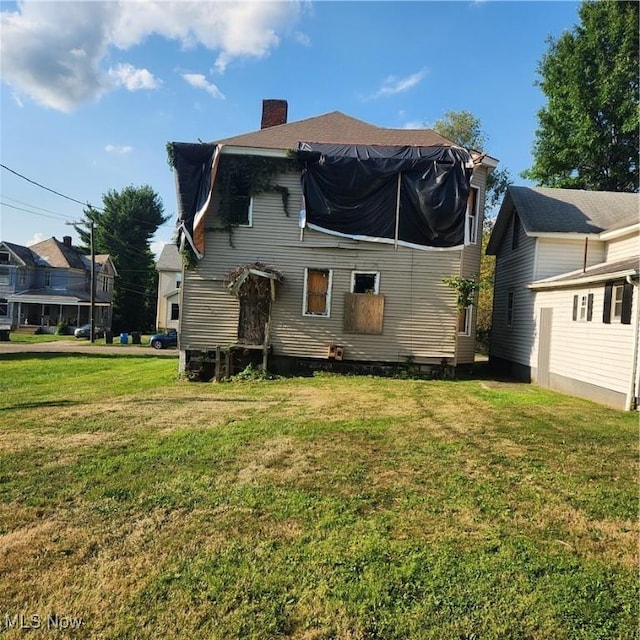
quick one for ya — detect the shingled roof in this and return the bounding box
[487,187,640,254]
[215,111,457,150]
[28,237,86,269]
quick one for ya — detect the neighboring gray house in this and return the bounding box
[169,100,498,376]
[487,186,639,410]
[0,236,116,331]
[155,243,182,331]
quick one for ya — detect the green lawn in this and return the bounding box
[0,355,637,639]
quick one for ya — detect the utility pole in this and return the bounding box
[67,218,96,343]
[89,220,95,344]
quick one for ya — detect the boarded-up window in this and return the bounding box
[304,268,332,316]
[344,293,384,334]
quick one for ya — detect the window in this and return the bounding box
[0,298,7,316]
[0,251,9,265]
[44,271,51,287]
[303,268,332,317]
[351,271,379,294]
[18,269,27,286]
[466,187,479,244]
[511,213,521,250]
[170,303,180,321]
[507,290,515,327]
[603,281,633,325]
[573,293,594,322]
[457,305,472,335]
[0,269,9,285]
[176,278,181,289]
[345,271,384,334]
[226,174,253,226]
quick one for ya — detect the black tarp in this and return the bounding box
[170,142,218,248]
[298,143,473,249]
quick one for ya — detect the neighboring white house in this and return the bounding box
[155,243,182,331]
[487,186,639,410]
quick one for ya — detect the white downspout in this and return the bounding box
[625,275,639,411]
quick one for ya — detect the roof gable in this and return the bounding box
[28,237,87,269]
[0,241,37,266]
[487,187,640,254]
[156,243,181,271]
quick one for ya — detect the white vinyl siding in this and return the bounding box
[490,214,536,366]
[533,286,637,395]
[534,238,605,280]
[605,231,640,262]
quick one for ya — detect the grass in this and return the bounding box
[0,355,637,639]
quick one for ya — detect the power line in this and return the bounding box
[0,163,103,211]
[0,200,72,222]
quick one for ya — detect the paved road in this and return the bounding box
[0,340,178,357]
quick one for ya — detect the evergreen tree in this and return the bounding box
[524,0,639,191]
[76,185,168,333]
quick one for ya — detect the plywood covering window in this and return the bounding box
[344,271,384,334]
[303,268,332,317]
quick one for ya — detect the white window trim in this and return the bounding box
[236,196,254,228]
[458,304,473,336]
[611,284,624,322]
[579,294,588,321]
[350,271,380,294]
[466,187,479,245]
[302,267,333,318]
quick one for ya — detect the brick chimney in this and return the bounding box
[261,99,288,129]
[63,236,72,247]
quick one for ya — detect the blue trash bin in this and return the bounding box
[119,333,128,344]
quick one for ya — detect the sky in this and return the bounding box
[0,0,582,254]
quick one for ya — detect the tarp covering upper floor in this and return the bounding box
[169,139,474,257]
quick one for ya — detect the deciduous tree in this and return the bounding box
[524,0,639,191]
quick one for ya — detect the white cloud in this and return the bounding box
[367,69,428,101]
[108,63,160,91]
[294,31,311,46]
[0,1,302,111]
[401,120,426,130]
[182,73,225,99]
[26,233,46,247]
[105,144,133,154]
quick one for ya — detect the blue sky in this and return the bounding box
[0,0,581,253]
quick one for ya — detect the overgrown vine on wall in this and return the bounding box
[166,145,294,263]
[443,274,479,311]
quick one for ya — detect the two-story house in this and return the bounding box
[0,236,117,331]
[155,243,182,331]
[487,186,639,410]
[168,100,497,377]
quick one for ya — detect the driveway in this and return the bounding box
[0,340,178,357]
